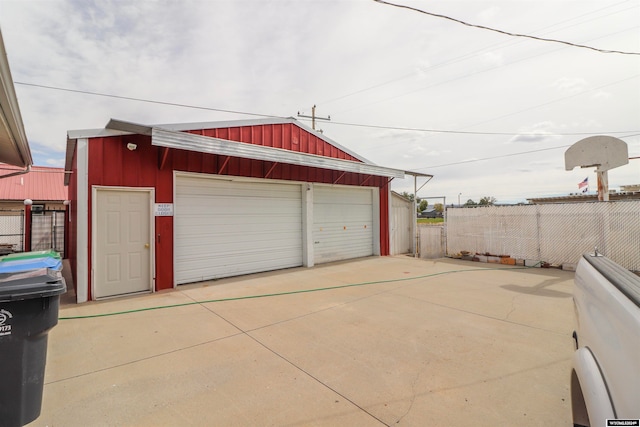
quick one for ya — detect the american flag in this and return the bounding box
[578,177,588,193]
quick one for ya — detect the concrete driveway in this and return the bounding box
[29,256,575,426]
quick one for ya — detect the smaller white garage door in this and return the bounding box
[313,185,374,264]
[175,175,303,284]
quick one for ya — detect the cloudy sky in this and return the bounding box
[1,0,638,204]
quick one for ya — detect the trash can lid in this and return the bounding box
[0,257,62,274]
[0,268,66,302]
[1,250,61,261]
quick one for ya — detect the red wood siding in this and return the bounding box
[80,123,390,299]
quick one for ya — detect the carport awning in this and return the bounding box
[107,119,406,179]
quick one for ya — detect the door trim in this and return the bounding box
[91,186,155,300]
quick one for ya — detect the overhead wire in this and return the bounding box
[13,82,286,120]
[317,0,638,109]
[16,80,639,138]
[331,25,638,116]
[372,0,640,55]
[321,120,638,136]
[421,145,572,169]
[325,72,640,155]
[413,132,639,171]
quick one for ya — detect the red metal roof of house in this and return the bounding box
[0,164,68,201]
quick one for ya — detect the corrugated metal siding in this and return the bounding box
[153,128,402,179]
[80,125,391,296]
[198,123,359,161]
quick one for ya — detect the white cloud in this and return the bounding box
[551,77,589,95]
[478,6,501,22]
[507,121,562,144]
[591,90,612,100]
[480,51,504,67]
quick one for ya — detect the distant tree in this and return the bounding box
[400,191,415,202]
[434,203,444,213]
[464,199,477,207]
[417,199,428,212]
[479,196,497,206]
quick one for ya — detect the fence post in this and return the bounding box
[63,201,70,259]
[23,199,32,252]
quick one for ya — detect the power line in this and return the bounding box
[317,1,637,109]
[421,145,571,169]
[14,82,284,119]
[413,132,639,171]
[331,26,638,116]
[320,120,638,136]
[16,81,640,137]
[333,72,640,151]
[373,0,640,56]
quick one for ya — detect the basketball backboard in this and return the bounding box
[565,135,628,172]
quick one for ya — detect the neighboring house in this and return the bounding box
[0,165,68,210]
[0,165,68,255]
[65,117,426,303]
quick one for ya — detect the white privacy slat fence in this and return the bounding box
[444,200,640,271]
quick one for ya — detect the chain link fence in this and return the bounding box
[31,211,65,257]
[0,210,24,253]
[446,200,640,271]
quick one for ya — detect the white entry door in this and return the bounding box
[94,188,153,299]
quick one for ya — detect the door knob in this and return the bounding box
[144,243,150,248]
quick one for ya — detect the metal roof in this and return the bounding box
[153,117,374,165]
[151,127,405,178]
[0,29,32,168]
[68,117,372,163]
[66,118,407,179]
[66,118,433,181]
[0,164,67,201]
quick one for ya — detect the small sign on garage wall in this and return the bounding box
[154,203,174,216]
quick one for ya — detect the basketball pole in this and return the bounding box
[596,169,609,202]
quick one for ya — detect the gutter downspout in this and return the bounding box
[0,164,31,180]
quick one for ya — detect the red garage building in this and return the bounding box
[65,117,414,303]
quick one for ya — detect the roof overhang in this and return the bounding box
[104,118,406,179]
[0,29,32,168]
[151,127,405,179]
[65,118,436,183]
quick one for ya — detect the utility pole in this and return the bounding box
[297,105,330,131]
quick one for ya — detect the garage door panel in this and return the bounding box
[313,185,374,264]
[175,175,302,284]
[178,217,300,232]
[176,229,301,249]
[180,181,299,198]
[178,198,301,215]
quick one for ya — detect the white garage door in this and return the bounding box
[313,185,374,264]
[175,175,303,284]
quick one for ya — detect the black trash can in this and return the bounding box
[0,267,66,427]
